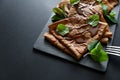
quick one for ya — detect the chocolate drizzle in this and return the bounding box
[62,1,100,44]
[88,26,99,37]
[75,35,86,43]
[64,24,99,43]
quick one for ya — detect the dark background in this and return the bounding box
[0,0,120,80]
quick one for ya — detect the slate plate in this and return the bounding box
[34,3,120,72]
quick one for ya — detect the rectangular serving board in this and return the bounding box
[34,3,120,72]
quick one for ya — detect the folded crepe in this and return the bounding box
[59,0,118,11]
[45,16,107,60]
[44,0,118,60]
[58,0,117,40]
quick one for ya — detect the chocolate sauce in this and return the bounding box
[88,26,99,37]
[64,24,99,43]
[75,36,86,43]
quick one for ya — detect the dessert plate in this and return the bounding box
[34,3,120,72]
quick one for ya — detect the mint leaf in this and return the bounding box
[101,3,109,15]
[106,15,117,23]
[95,42,103,51]
[88,40,98,51]
[91,49,108,62]
[90,42,108,62]
[101,3,117,24]
[110,11,116,17]
[90,48,101,61]
[99,50,108,61]
[88,14,100,27]
[70,0,80,6]
[56,24,69,36]
[61,5,65,12]
[106,11,117,23]
[53,7,66,17]
[97,0,102,3]
[52,14,65,22]
[52,7,66,22]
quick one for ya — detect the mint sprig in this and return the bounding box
[101,3,109,15]
[106,11,117,23]
[70,0,80,6]
[52,7,66,22]
[53,7,66,17]
[88,14,100,27]
[101,3,117,23]
[52,14,65,22]
[88,40,98,51]
[56,24,69,36]
[88,41,108,62]
[96,0,102,3]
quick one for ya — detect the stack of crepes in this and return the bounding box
[44,0,118,60]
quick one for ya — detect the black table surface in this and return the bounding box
[0,0,120,80]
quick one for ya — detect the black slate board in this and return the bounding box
[34,4,120,72]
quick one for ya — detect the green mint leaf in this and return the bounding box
[90,42,108,62]
[88,14,100,27]
[105,11,117,23]
[52,14,65,22]
[101,3,117,24]
[97,0,102,3]
[95,42,103,51]
[53,7,66,17]
[91,49,108,62]
[88,40,98,51]
[99,50,108,61]
[70,0,80,6]
[110,11,116,17]
[56,24,69,36]
[52,7,67,22]
[106,15,117,23]
[90,48,101,62]
[61,5,65,12]
[101,3,109,15]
